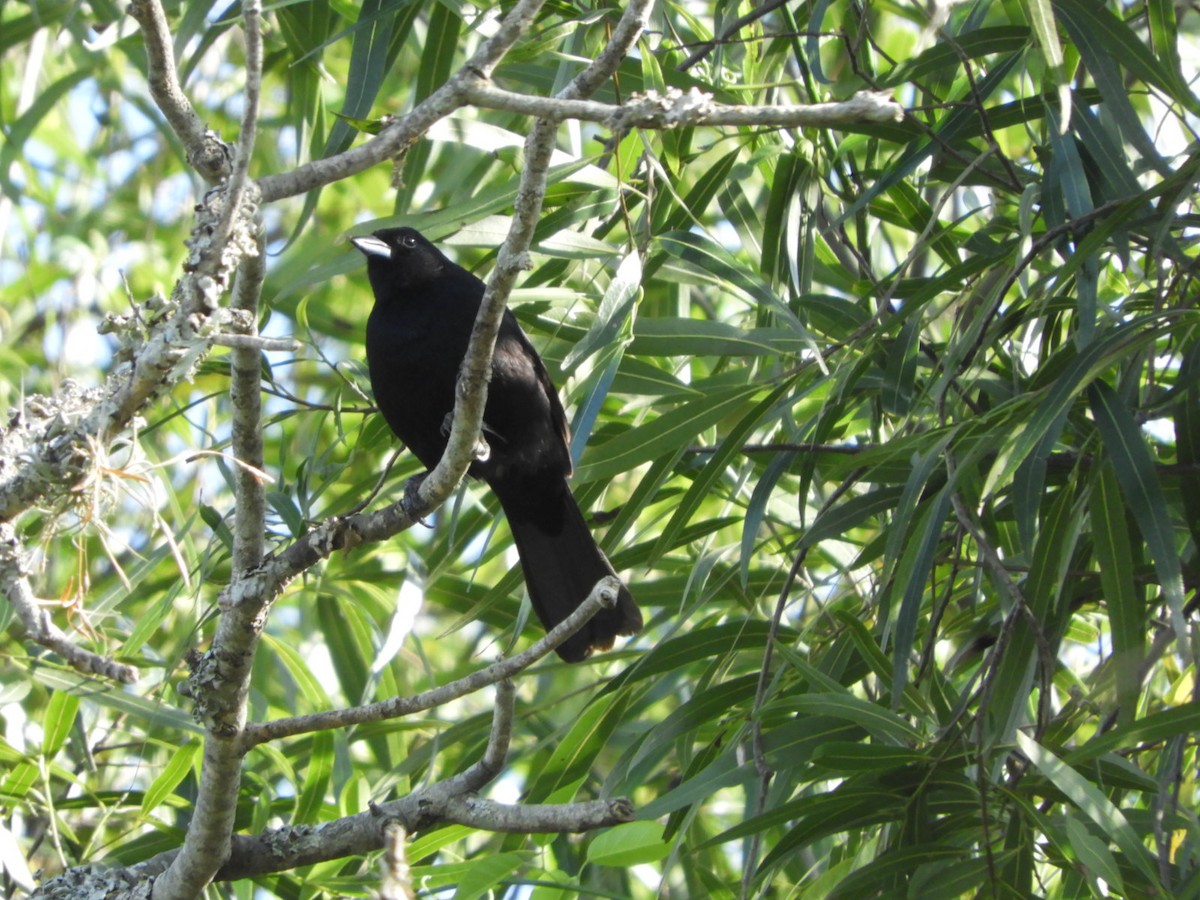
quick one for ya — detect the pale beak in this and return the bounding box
[350,235,391,258]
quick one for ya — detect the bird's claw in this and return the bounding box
[440,412,491,461]
[472,434,490,462]
[402,474,432,526]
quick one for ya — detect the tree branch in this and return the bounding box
[211,791,632,882]
[255,0,550,203]
[33,674,630,895]
[240,578,620,749]
[0,180,255,524]
[378,822,416,900]
[0,186,259,680]
[151,5,267,898]
[127,0,232,182]
[0,522,137,683]
[255,0,900,204]
[679,0,793,71]
[211,334,299,352]
[33,778,633,895]
[226,22,267,577]
[465,84,903,128]
[439,678,518,795]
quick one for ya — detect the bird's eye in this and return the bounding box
[401,234,417,248]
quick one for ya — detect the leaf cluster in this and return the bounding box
[1,0,1199,897]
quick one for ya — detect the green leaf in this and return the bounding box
[576,381,761,483]
[449,851,527,900]
[986,476,1082,744]
[1025,0,1070,132]
[587,821,670,866]
[883,26,1031,87]
[1052,0,1179,172]
[0,763,39,802]
[810,741,930,771]
[527,690,629,803]
[263,634,334,710]
[763,693,922,746]
[1068,702,1200,764]
[984,321,1163,496]
[605,620,798,695]
[294,730,334,825]
[1016,731,1161,889]
[1053,0,1200,114]
[1088,382,1187,638]
[0,68,91,196]
[629,675,757,772]
[1064,812,1126,896]
[32,670,200,735]
[141,739,199,816]
[629,319,809,358]
[40,689,79,757]
[649,377,796,566]
[1091,464,1141,724]
[825,844,965,899]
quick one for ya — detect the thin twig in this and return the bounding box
[377,822,416,900]
[211,334,300,352]
[256,0,551,202]
[680,0,792,71]
[447,678,516,793]
[240,577,620,749]
[0,523,138,683]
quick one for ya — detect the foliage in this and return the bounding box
[2,0,1199,897]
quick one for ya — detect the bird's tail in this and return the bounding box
[495,477,641,662]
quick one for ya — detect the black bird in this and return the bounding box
[352,226,642,662]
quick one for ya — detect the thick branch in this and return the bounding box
[127,0,232,182]
[34,779,633,894]
[228,247,268,576]
[227,105,267,574]
[210,794,634,881]
[0,181,257,525]
[151,7,267,899]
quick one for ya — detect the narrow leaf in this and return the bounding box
[1088,382,1187,638]
[1016,730,1161,888]
[141,740,199,816]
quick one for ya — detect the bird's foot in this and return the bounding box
[472,433,491,462]
[440,412,491,461]
[402,473,432,526]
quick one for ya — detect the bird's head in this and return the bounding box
[351,227,447,292]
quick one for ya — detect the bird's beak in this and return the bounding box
[350,235,391,259]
